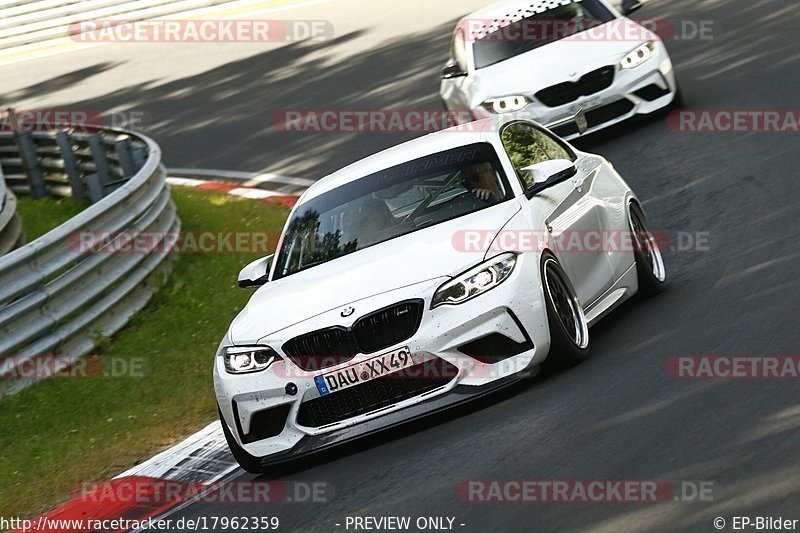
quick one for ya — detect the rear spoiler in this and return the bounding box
[545,109,588,136]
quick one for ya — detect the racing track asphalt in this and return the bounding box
[5,0,800,531]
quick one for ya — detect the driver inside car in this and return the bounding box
[461,162,504,202]
[341,198,396,246]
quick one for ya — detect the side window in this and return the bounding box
[452,28,468,73]
[501,122,574,189]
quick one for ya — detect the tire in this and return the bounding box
[629,203,667,296]
[540,253,590,371]
[219,407,268,474]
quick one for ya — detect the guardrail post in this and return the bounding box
[131,145,147,168]
[87,134,111,202]
[55,132,86,203]
[115,138,137,178]
[84,174,104,203]
[16,132,47,199]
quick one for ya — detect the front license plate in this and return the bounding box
[314,347,413,396]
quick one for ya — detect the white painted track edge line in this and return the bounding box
[168,167,316,187]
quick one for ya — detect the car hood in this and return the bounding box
[470,19,654,102]
[229,200,521,343]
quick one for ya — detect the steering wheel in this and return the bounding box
[400,170,463,226]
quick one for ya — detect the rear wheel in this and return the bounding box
[219,407,268,474]
[541,254,590,371]
[629,203,667,296]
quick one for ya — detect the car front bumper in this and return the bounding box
[214,253,550,461]
[471,42,677,140]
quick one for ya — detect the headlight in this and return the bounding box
[221,346,282,374]
[620,41,655,70]
[432,253,518,308]
[482,95,530,114]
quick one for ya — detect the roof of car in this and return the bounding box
[466,0,586,19]
[300,116,524,202]
[459,0,593,40]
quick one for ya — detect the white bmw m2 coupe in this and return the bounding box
[214,114,666,472]
[440,0,679,139]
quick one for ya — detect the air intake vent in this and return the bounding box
[234,402,291,444]
[535,66,616,107]
[282,300,424,371]
[352,300,424,354]
[283,328,358,371]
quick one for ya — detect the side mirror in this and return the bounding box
[620,0,644,16]
[238,255,273,289]
[441,62,467,79]
[521,159,577,191]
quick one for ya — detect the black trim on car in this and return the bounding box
[458,308,535,363]
[282,299,425,371]
[233,400,292,444]
[252,372,527,467]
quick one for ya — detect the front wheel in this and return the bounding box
[629,203,667,296]
[541,253,590,371]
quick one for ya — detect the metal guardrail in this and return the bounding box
[0,125,180,397]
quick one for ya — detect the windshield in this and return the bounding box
[472,0,614,69]
[273,143,511,279]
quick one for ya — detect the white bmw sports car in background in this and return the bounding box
[214,114,666,472]
[440,0,679,139]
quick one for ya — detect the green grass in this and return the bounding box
[14,196,87,240]
[0,188,291,518]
